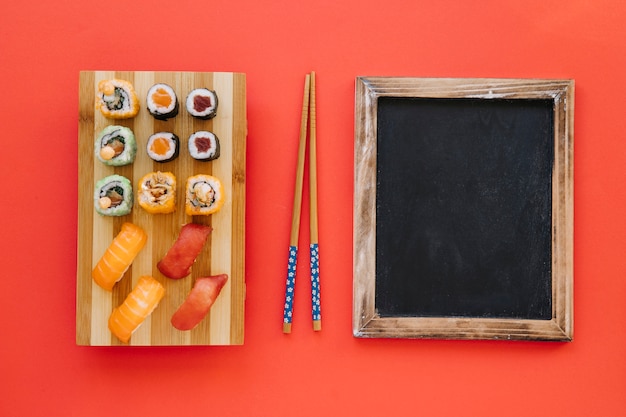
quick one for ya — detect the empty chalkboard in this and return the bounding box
[353,77,574,341]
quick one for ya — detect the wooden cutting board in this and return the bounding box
[76,71,246,346]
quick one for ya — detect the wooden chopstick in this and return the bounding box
[283,74,311,334]
[282,71,322,333]
[309,71,321,331]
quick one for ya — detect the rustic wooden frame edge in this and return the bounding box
[352,77,574,341]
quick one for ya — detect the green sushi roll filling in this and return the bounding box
[101,183,125,207]
[103,136,125,157]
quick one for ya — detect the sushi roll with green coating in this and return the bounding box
[96,79,140,119]
[146,132,179,163]
[94,174,133,216]
[188,131,220,161]
[95,125,137,166]
[186,88,218,119]
[185,174,225,216]
[146,83,179,120]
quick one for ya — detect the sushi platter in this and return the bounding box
[76,71,246,346]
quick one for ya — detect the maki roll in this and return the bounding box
[96,79,140,119]
[185,174,225,216]
[94,125,137,166]
[146,132,179,163]
[146,83,179,120]
[94,174,133,216]
[188,131,220,161]
[186,88,218,119]
[138,171,176,214]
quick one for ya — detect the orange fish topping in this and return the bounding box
[149,136,171,156]
[152,88,172,108]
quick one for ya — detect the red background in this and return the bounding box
[1,0,625,416]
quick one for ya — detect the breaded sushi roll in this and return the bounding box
[94,125,137,166]
[94,174,133,216]
[96,79,140,119]
[138,171,176,214]
[186,88,218,119]
[185,174,225,216]
[146,83,179,120]
[146,132,179,163]
[188,131,220,161]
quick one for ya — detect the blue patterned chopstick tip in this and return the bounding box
[283,245,298,324]
[310,243,321,322]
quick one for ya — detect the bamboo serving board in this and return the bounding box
[76,71,246,346]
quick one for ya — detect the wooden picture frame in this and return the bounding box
[353,77,574,341]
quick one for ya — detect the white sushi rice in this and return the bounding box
[185,88,218,119]
[188,131,220,161]
[146,83,178,116]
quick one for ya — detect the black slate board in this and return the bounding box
[374,97,554,320]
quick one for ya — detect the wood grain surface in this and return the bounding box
[76,71,246,346]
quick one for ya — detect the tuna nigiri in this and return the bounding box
[171,274,228,331]
[92,222,147,291]
[108,275,165,343]
[157,223,212,279]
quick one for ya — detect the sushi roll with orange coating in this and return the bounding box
[138,171,176,214]
[188,131,220,161]
[146,83,179,120]
[92,222,147,291]
[108,275,165,343]
[185,174,225,216]
[96,79,140,119]
[146,132,179,163]
[94,125,137,166]
[186,88,218,119]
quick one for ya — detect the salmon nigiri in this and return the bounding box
[92,222,147,291]
[108,275,165,343]
[171,274,228,331]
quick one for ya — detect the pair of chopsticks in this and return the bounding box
[283,71,321,333]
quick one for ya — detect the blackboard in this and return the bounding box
[376,97,554,319]
[353,77,574,341]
